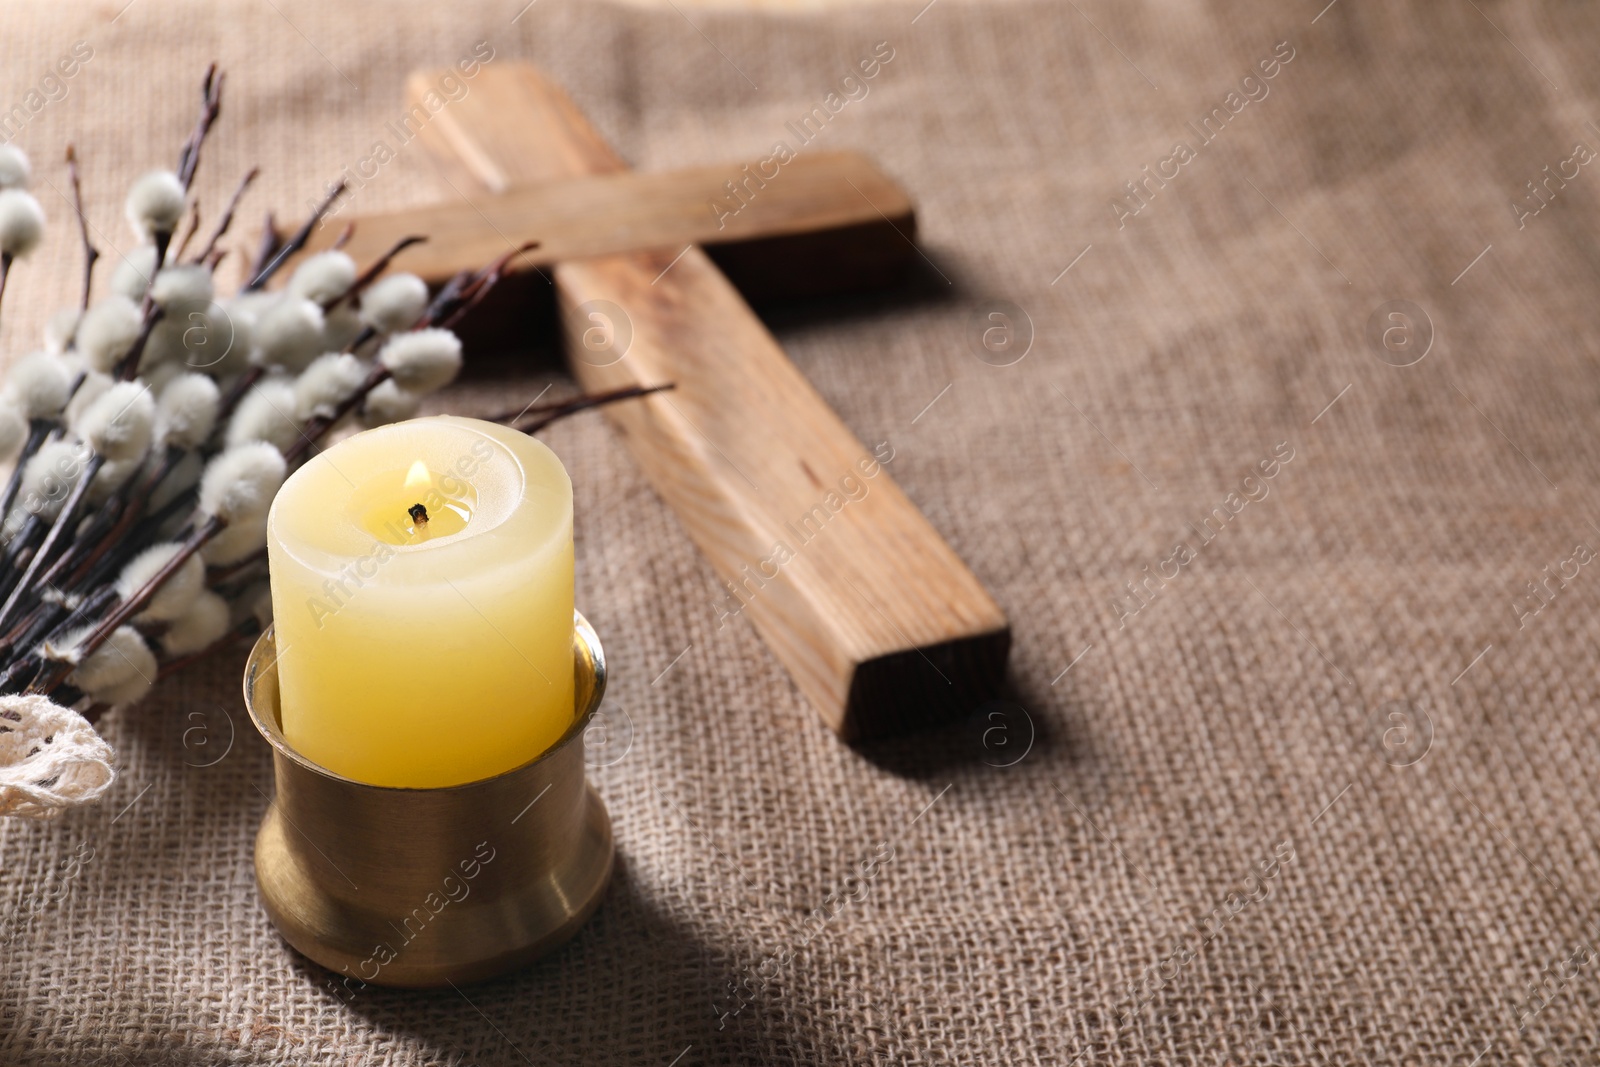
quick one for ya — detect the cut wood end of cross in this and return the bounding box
[0,64,662,815]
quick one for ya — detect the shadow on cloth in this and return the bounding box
[850,666,1079,782]
[317,855,806,1064]
[455,249,965,379]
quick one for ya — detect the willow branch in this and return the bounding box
[283,363,391,465]
[0,455,103,634]
[113,304,166,382]
[29,514,224,696]
[492,384,676,434]
[0,421,51,523]
[191,167,258,266]
[335,234,427,307]
[171,201,202,262]
[0,252,13,327]
[248,210,281,282]
[175,65,223,190]
[438,241,540,331]
[244,179,347,291]
[65,146,99,312]
[37,446,177,595]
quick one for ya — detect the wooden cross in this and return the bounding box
[305,63,1009,741]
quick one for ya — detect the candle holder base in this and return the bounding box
[243,612,614,989]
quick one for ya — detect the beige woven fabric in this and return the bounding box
[3,0,1600,1062]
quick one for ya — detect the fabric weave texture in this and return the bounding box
[1,0,1597,1063]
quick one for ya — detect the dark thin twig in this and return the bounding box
[175,65,223,190]
[283,364,391,465]
[65,146,99,313]
[0,455,103,634]
[216,365,264,422]
[244,180,347,291]
[29,515,224,697]
[171,201,202,262]
[430,268,474,312]
[248,210,281,282]
[0,515,44,604]
[36,446,176,595]
[192,167,258,265]
[205,548,266,586]
[492,384,677,434]
[0,585,113,695]
[113,304,166,383]
[0,252,13,325]
[341,323,378,356]
[439,241,540,331]
[150,231,173,289]
[0,421,50,524]
[66,493,174,594]
[335,234,427,306]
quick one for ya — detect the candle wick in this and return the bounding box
[408,503,430,526]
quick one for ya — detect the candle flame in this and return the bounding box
[403,459,431,493]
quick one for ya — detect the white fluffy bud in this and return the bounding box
[62,626,156,707]
[150,448,201,512]
[226,379,301,452]
[65,371,110,433]
[77,297,143,374]
[229,289,278,319]
[288,251,357,306]
[200,508,267,565]
[0,190,44,258]
[91,673,157,708]
[0,145,31,190]
[140,357,184,397]
[360,378,421,427]
[117,541,204,622]
[155,373,220,449]
[359,272,428,334]
[124,170,186,240]
[161,590,231,656]
[3,351,72,419]
[44,308,79,355]
[378,328,462,394]
[322,303,363,352]
[110,246,160,302]
[181,302,251,378]
[149,265,213,313]
[198,442,285,522]
[17,440,88,521]
[78,381,154,462]
[294,352,367,421]
[252,296,325,373]
[87,455,141,505]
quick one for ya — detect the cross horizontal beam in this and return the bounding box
[304,151,917,314]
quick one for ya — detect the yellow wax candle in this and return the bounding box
[266,415,574,787]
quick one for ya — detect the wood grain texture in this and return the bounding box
[407,63,1010,738]
[300,152,917,312]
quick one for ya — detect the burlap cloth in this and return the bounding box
[3,0,1599,1062]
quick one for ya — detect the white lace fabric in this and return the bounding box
[0,694,115,819]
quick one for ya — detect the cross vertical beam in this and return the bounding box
[406,64,1009,739]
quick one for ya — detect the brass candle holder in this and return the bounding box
[242,611,614,989]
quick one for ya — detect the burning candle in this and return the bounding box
[266,415,574,787]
